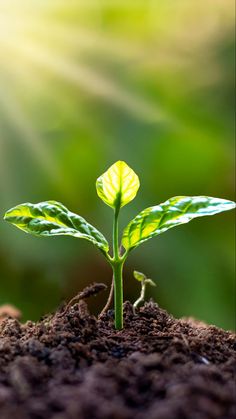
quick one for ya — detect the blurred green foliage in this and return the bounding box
[0,0,235,329]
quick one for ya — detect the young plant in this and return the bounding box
[133,270,156,310]
[3,161,235,329]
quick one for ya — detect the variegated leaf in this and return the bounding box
[4,201,109,252]
[122,196,235,251]
[96,161,140,210]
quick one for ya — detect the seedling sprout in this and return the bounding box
[4,161,235,329]
[133,270,156,311]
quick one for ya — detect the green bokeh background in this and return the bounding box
[0,1,235,329]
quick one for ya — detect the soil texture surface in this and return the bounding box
[0,290,235,419]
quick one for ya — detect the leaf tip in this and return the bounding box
[3,209,11,221]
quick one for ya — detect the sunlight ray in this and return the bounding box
[0,134,13,205]
[0,86,71,195]
[0,53,114,152]
[0,10,142,61]
[0,36,164,123]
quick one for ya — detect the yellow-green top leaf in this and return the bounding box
[96,161,140,210]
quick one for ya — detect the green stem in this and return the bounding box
[113,208,119,260]
[111,207,124,329]
[112,261,124,329]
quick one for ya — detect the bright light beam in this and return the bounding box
[0,84,71,195]
[0,33,165,124]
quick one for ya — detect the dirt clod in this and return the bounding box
[0,304,22,320]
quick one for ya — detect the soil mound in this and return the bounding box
[0,298,235,419]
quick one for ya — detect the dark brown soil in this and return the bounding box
[0,292,235,419]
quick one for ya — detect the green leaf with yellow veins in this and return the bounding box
[96,160,140,210]
[4,201,109,252]
[122,196,236,251]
